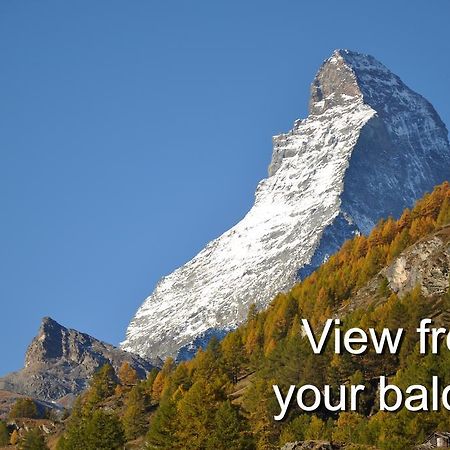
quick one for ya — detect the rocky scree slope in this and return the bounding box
[122,49,450,362]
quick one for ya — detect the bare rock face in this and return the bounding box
[122,49,450,362]
[383,228,450,297]
[0,317,157,403]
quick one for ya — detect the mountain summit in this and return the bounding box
[122,49,450,361]
[0,317,156,402]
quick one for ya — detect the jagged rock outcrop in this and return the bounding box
[122,49,450,362]
[384,228,450,298]
[0,317,157,403]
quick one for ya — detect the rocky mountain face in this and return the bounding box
[122,49,450,362]
[0,317,156,403]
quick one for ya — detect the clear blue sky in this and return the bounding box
[1,1,449,374]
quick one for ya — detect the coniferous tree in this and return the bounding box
[222,332,245,383]
[118,362,138,388]
[84,410,125,450]
[146,398,179,449]
[0,420,9,446]
[244,379,279,449]
[437,196,450,226]
[305,416,327,441]
[207,400,253,450]
[331,412,365,444]
[151,371,166,402]
[55,398,87,450]
[279,415,311,446]
[142,367,159,399]
[175,379,224,449]
[122,383,149,440]
[9,398,39,419]
[19,428,49,450]
[84,364,117,412]
[92,364,117,398]
[191,345,225,383]
[247,303,258,323]
[151,357,175,401]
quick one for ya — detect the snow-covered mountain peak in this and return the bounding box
[122,50,450,362]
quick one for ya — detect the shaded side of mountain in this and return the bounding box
[0,317,158,403]
[175,328,230,362]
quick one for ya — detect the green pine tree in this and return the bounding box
[206,400,252,450]
[9,398,39,419]
[146,398,179,449]
[56,398,87,450]
[84,364,117,412]
[84,410,125,450]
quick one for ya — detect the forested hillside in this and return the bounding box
[48,181,450,450]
